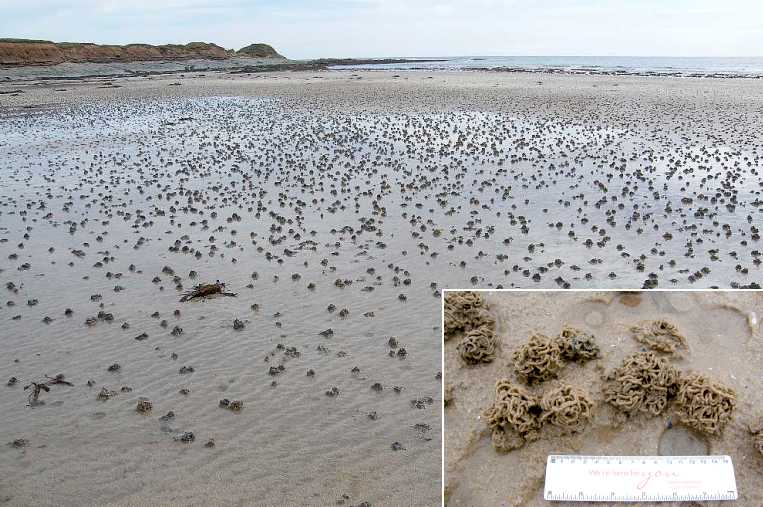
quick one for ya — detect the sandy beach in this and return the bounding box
[1,68,762,506]
[4,69,763,289]
[444,290,763,506]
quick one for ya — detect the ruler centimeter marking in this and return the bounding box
[544,455,738,502]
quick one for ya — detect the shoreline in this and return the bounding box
[337,65,763,79]
[0,58,446,83]
[2,58,763,84]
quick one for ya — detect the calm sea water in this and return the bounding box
[332,56,763,77]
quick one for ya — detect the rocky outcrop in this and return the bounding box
[0,39,231,67]
[236,43,284,59]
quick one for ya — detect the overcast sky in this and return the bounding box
[1,0,761,59]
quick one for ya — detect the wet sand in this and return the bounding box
[0,70,762,506]
[444,290,763,506]
[0,73,447,507]
[2,70,762,288]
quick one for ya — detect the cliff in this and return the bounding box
[236,43,284,59]
[0,39,278,67]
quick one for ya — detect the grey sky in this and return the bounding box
[1,0,761,59]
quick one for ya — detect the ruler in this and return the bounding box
[544,455,738,502]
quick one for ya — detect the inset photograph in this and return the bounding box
[443,290,763,506]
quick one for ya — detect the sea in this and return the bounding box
[331,55,763,77]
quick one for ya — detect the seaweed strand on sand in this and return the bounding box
[179,281,237,302]
[23,382,50,406]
